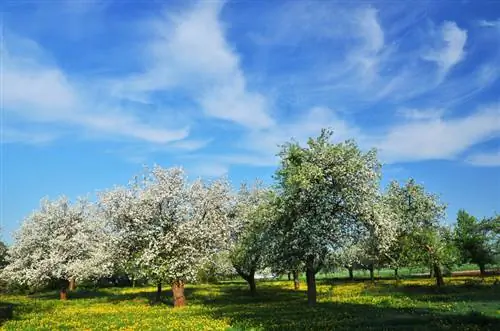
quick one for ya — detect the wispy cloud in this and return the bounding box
[375,104,500,162]
[397,108,446,120]
[1,127,59,145]
[466,150,500,167]
[3,34,189,145]
[478,19,500,28]
[112,1,273,129]
[422,21,467,77]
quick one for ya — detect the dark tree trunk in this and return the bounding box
[306,267,317,306]
[429,263,434,278]
[433,263,444,287]
[479,264,486,276]
[248,274,257,295]
[172,280,186,307]
[60,279,69,300]
[369,264,374,282]
[287,272,291,281]
[155,282,162,302]
[293,270,300,290]
[394,268,399,280]
[68,277,76,291]
[236,268,257,295]
[348,267,354,281]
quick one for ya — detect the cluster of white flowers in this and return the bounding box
[2,197,113,288]
[99,166,232,285]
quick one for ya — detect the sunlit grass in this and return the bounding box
[1,276,499,330]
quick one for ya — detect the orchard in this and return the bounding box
[0,130,498,330]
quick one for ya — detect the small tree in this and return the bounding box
[229,182,273,295]
[454,210,498,275]
[386,179,449,287]
[2,197,113,299]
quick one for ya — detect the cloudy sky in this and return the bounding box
[2,0,499,241]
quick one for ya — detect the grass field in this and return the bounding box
[1,276,499,330]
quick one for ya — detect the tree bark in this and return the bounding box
[172,280,186,307]
[155,282,162,302]
[248,274,257,295]
[479,263,486,276]
[293,270,300,290]
[68,277,76,291]
[287,272,291,281]
[60,279,68,300]
[429,263,434,278]
[394,268,399,281]
[348,267,354,281]
[369,264,374,282]
[433,263,444,287]
[306,267,317,306]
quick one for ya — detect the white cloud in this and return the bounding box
[189,163,228,178]
[3,35,189,145]
[397,108,445,120]
[376,104,500,162]
[1,128,59,145]
[478,19,500,28]
[349,7,385,83]
[113,1,273,129]
[422,21,467,76]
[466,150,500,167]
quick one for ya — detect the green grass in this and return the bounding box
[1,276,499,330]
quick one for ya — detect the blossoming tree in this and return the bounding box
[2,197,113,300]
[272,129,396,305]
[100,166,231,306]
[385,179,449,286]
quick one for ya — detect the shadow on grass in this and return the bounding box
[0,300,56,326]
[200,285,500,330]
[365,282,500,303]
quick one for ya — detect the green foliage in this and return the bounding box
[0,241,8,269]
[385,179,449,266]
[454,210,499,271]
[229,183,275,286]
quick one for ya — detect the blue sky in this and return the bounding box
[1,0,499,242]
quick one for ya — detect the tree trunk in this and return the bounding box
[394,268,399,281]
[433,263,444,287]
[132,277,136,288]
[287,272,291,281]
[293,270,300,290]
[60,279,68,300]
[155,282,162,302]
[248,274,257,295]
[68,277,76,291]
[172,280,186,307]
[348,267,354,281]
[429,263,434,278]
[479,264,486,276]
[306,267,317,306]
[60,287,67,300]
[369,264,374,282]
